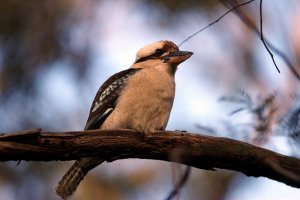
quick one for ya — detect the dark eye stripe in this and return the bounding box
[154,49,165,56]
[135,48,165,63]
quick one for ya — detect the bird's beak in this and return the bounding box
[163,51,193,64]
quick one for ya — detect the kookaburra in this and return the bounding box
[56,40,193,199]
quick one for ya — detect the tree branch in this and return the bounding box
[222,0,300,80]
[0,128,300,188]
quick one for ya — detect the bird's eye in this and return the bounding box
[155,49,165,56]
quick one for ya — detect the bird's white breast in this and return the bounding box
[101,66,175,132]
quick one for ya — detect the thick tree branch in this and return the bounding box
[0,129,300,188]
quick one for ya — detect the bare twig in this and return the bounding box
[166,166,191,200]
[180,0,298,78]
[0,129,300,189]
[259,0,280,73]
[224,1,300,80]
[178,0,255,47]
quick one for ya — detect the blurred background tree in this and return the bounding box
[0,0,300,199]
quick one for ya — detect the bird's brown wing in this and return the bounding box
[84,68,141,130]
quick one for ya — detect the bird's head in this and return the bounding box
[131,40,193,73]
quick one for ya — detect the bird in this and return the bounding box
[55,40,193,199]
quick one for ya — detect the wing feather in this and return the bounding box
[84,68,141,130]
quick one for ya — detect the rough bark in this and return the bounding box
[0,128,300,188]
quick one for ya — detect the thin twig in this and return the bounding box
[259,0,280,73]
[178,0,255,47]
[165,166,191,200]
[223,1,300,80]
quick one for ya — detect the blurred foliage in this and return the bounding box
[0,1,97,200]
[0,0,97,131]
[0,0,92,95]
[279,94,300,155]
[219,90,278,144]
[148,0,220,14]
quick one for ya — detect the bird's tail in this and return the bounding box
[56,158,103,199]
